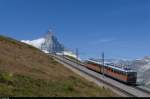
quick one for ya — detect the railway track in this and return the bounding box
[51,55,138,97]
[134,86,150,95]
[61,55,150,96]
[51,54,150,97]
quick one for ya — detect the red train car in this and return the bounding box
[84,59,137,85]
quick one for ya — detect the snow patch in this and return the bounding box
[63,51,77,59]
[42,50,49,54]
[56,51,79,60]
[21,38,45,49]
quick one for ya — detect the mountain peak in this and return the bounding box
[41,30,65,53]
[21,30,77,59]
[46,30,53,37]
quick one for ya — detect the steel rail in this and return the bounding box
[52,55,136,97]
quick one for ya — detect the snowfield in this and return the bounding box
[21,38,45,49]
[21,34,78,60]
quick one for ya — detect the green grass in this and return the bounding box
[0,71,118,97]
[0,35,119,97]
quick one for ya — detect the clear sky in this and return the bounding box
[0,0,150,60]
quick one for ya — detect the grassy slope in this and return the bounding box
[0,35,118,97]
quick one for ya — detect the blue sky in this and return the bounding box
[0,0,150,60]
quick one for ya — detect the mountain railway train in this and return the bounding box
[84,59,137,85]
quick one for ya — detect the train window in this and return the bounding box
[114,69,119,74]
[120,71,122,75]
[127,72,137,77]
[122,72,125,76]
[121,71,123,75]
[106,66,108,69]
[116,70,118,74]
[110,68,112,71]
[111,68,113,71]
[120,71,121,74]
[112,69,114,72]
[117,71,119,74]
[114,70,115,73]
[120,71,123,75]
[119,71,121,74]
[114,69,118,73]
[109,68,111,71]
[117,70,120,74]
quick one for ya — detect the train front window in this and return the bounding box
[127,72,137,77]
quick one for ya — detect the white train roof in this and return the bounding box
[86,59,136,73]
